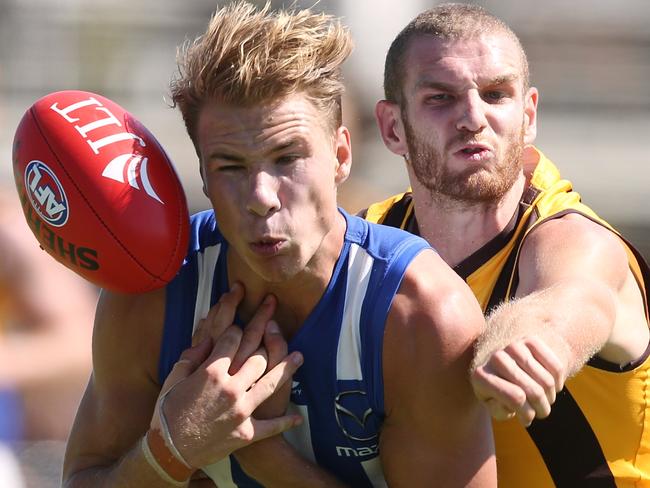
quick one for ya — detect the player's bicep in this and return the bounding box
[516,214,648,366]
[63,376,155,479]
[63,288,164,480]
[517,215,629,297]
[380,403,494,488]
[380,252,495,486]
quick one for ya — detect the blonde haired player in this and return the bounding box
[63,2,495,487]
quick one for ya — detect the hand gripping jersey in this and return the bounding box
[158,208,429,487]
[364,146,650,487]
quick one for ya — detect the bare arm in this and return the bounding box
[62,287,170,487]
[380,250,496,487]
[233,252,496,487]
[63,286,303,487]
[470,214,649,425]
[235,436,349,488]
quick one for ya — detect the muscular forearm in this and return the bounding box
[473,282,613,375]
[64,435,192,488]
[234,436,348,488]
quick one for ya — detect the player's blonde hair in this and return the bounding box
[384,3,530,106]
[170,1,353,146]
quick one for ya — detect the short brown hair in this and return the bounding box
[384,3,529,105]
[170,1,353,146]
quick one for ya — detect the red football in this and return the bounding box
[12,90,189,294]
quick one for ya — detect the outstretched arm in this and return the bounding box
[470,214,649,425]
[380,249,496,487]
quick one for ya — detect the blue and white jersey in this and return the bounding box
[158,208,431,487]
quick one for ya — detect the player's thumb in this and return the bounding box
[253,413,304,442]
[150,337,213,431]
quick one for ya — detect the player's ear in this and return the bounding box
[334,126,352,186]
[375,100,408,157]
[523,87,538,144]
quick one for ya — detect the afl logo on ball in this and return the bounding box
[24,160,69,227]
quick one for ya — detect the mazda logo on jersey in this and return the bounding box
[334,390,380,442]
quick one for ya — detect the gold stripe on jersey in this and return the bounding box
[363,146,650,487]
[363,190,413,229]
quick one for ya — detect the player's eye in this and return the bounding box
[276,154,300,165]
[484,91,507,101]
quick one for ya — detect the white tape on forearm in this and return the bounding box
[158,388,193,470]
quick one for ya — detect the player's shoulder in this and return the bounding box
[383,252,484,394]
[524,212,628,266]
[358,190,412,222]
[391,250,483,349]
[187,209,227,253]
[93,286,166,384]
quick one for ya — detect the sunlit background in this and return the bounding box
[1,1,648,486]
[2,0,648,244]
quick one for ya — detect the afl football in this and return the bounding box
[12,90,189,293]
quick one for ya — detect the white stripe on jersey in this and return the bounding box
[191,243,221,335]
[203,457,237,488]
[201,242,385,485]
[337,243,373,380]
[338,244,386,485]
[283,403,316,462]
[362,457,388,488]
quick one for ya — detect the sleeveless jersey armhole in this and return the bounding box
[360,236,431,416]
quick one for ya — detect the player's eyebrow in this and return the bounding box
[414,73,520,91]
[270,139,300,153]
[414,79,455,92]
[206,150,244,162]
[486,73,520,85]
[205,137,305,162]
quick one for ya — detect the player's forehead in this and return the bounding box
[403,33,524,89]
[196,93,330,155]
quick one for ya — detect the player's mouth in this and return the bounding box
[455,143,493,161]
[249,237,286,256]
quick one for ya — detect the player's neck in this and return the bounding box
[412,174,526,268]
[228,213,346,339]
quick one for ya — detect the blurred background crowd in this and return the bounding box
[0,0,648,486]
